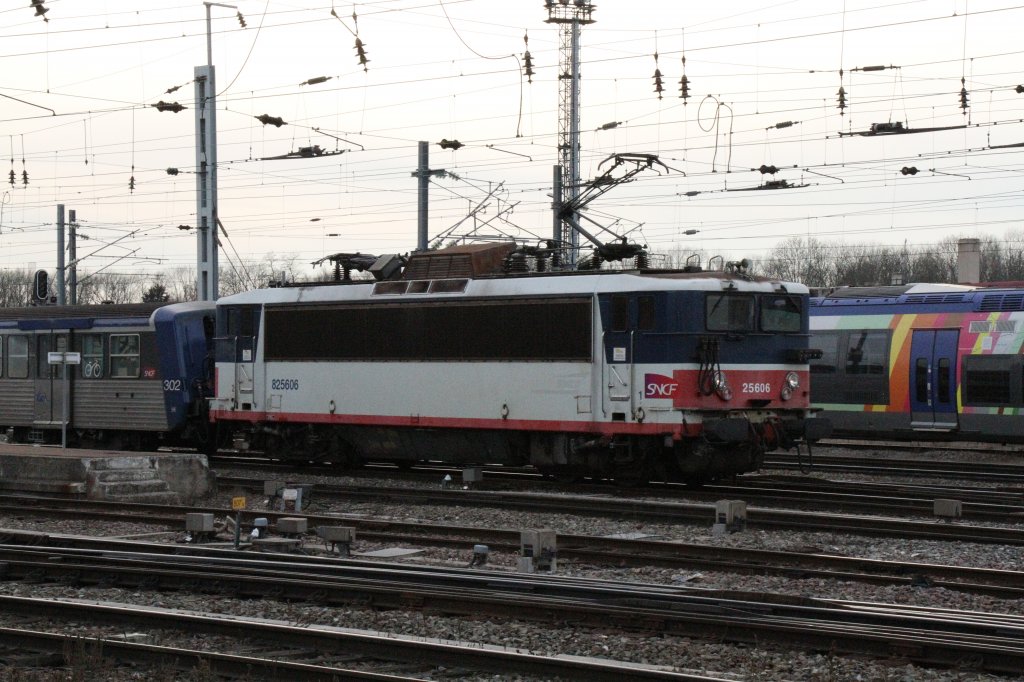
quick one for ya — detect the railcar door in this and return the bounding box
[909,329,959,430]
[221,305,260,410]
[33,333,70,426]
[602,294,633,416]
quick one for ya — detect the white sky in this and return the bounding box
[0,0,1022,282]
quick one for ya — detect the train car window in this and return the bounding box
[80,334,104,379]
[408,281,430,294]
[0,335,3,378]
[637,296,656,331]
[706,294,754,332]
[937,358,952,403]
[8,335,28,379]
[809,332,839,374]
[265,297,592,362]
[110,334,141,378]
[962,355,1016,405]
[611,295,628,331]
[845,331,887,374]
[760,295,802,332]
[915,358,929,402]
[372,281,408,295]
[428,279,469,294]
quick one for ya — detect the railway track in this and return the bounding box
[0,539,1022,675]
[3,494,1024,598]
[764,451,1024,482]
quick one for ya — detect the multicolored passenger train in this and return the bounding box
[0,243,829,483]
[809,283,1024,442]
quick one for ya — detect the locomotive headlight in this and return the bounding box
[780,372,800,401]
[713,371,732,401]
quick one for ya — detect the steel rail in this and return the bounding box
[1,553,1022,675]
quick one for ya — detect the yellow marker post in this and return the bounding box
[231,496,246,548]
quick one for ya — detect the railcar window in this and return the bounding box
[81,334,104,379]
[760,295,802,332]
[110,334,140,378]
[937,358,952,403]
[637,296,656,331]
[962,355,1016,405]
[8,336,28,379]
[265,297,591,362]
[809,332,839,374]
[706,294,754,332]
[611,295,628,332]
[0,336,3,378]
[845,332,887,374]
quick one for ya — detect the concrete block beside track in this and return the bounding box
[0,443,216,504]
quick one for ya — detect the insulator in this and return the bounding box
[22,170,28,186]
[166,167,179,176]
[236,11,247,28]
[900,166,918,175]
[354,38,369,72]
[524,50,534,83]
[837,86,847,112]
[679,74,690,101]
[506,252,529,273]
[343,263,352,281]
[758,164,779,175]
[959,87,969,111]
[536,253,547,272]
[653,68,664,99]
[255,114,286,127]
[8,170,14,186]
[333,261,342,282]
[128,175,135,192]
[1016,85,1024,94]
[635,251,649,269]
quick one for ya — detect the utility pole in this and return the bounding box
[412,141,445,251]
[56,204,65,304]
[68,210,77,305]
[194,2,235,301]
[546,0,595,267]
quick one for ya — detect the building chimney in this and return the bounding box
[957,238,981,284]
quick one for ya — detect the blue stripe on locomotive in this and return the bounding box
[599,290,810,364]
[152,303,215,430]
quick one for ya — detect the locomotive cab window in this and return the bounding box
[81,334,104,379]
[706,294,753,332]
[761,295,802,332]
[637,296,656,331]
[110,334,140,378]
[8,335,28,379]
[611,295,629,332]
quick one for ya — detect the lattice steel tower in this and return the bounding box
[545,0,595,267]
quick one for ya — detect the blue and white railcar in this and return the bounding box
[210,244,828,483]
[0,301,215,449]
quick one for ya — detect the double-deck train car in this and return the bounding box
[809,283,1024,442]
[0,301,216,449]
[210,243,829,484]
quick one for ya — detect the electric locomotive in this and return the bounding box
[810,282,1024,442]
[210,243,828,484]
[0,301,216,449]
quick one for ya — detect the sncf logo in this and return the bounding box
[644,373,679,398]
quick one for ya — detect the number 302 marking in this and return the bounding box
[741,382,771,394]
[162,379,182,392]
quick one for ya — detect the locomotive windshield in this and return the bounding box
[760,294,803,332]
[705,294,754,332]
